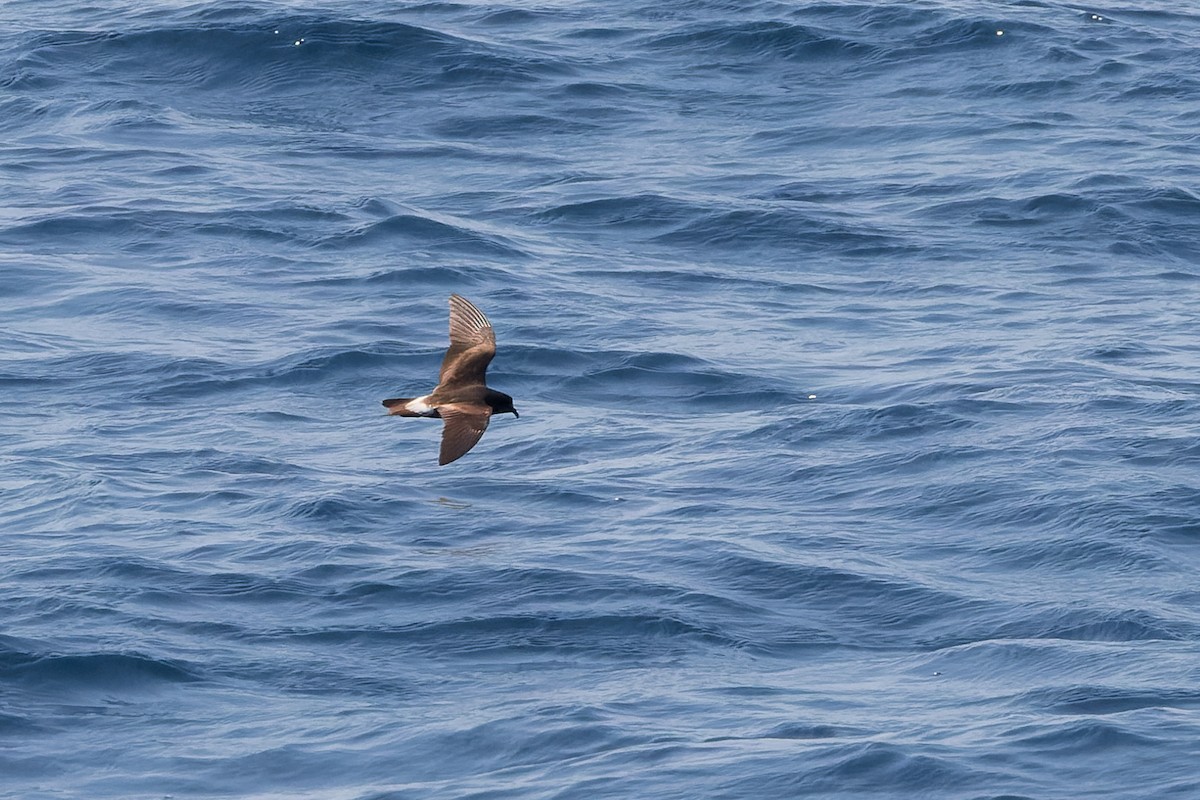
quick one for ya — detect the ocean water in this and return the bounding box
[2,0,1199,797]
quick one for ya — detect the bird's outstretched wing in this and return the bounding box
[438,403,493,465]
[438,294,496,386]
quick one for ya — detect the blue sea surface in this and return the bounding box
[2,1,1200,797]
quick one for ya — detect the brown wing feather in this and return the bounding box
[439,294,496,385]
[438,403,493,465]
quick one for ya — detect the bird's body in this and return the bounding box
[383,294,518,465]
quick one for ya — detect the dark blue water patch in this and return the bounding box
[895,16,1045,57]
[312,212,529,259]
[0,14,590,147]
[1118,73,1200,101]
[1,650,199,692]
[0,258,88,302]
[514,346,698,376]
[650,206,910,257]
[993,716,1200,797]
[1,30,112,92]
[749,116,955,153]
[1138,486,1200,542]
[1126,186,1200,220]
[732,721,843,741]
[971,74,1085,99]
[192,203,356,243]
[757,403,979,459]
[695,550,988,650]
[253,474,423,527]
[130,342,420,403]
[849,402,977,441]
[915,185,1200,265]
[0,144,191,179]
[0,709,44,736]
[944,471,1200,547]
[147,570,322,608]
[530,193,703,230]
[4,16,568,99]
[391,706,655,791]
[270,343,430,382]
[754,178,906,205]
[431,111,602,141]
[330,565,748,620]
[570,266,831,295]
[473,8,558,27]
[551,80,645,101]
[276,140,522,165]
[82,97,184,134]
[1019,684,1200,715]
[0,350,195,392]
[190,452,309,478]
[279,609,743,662]
[0,95,60,131]
[150,162,217,179]
[713,740,996,797]
[1154,269,1200,282]
[12,287,268,330]
[979,528,1169,576]
[993,606,1195,643]
[301,264,494,290]
[1084,341,1161,362]
[642,19,876,64]
[1008,717,1161,753]
[549,349,797,411]
[57,353,229,405]
[285,494,380,523]
[920,193,1105,228]
[0,202,355,254]
[1,207,174,251]
[562,361,755,403]
[562,24,644,42]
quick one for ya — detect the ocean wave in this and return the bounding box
[545,348,796,411]
[313,211,528,258]
[1,649,199,691]
[993,606,1194,643]
[699,550,981,649]
[6,16,570,98]
[1021,684,1200,715]
[1009,717,1162,751]
[532,193,701,229]
[643,19,876,62]
[286,610,742,660]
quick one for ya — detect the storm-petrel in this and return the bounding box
[382,294,518,465]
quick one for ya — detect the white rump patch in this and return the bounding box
[406,396,437,416]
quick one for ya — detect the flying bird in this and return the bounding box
[383,294,518,465]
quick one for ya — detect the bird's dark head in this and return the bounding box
[487,390,519,418]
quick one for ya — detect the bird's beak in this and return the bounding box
[512,409,519,418]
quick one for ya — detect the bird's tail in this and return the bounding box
[382,397,420,416]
